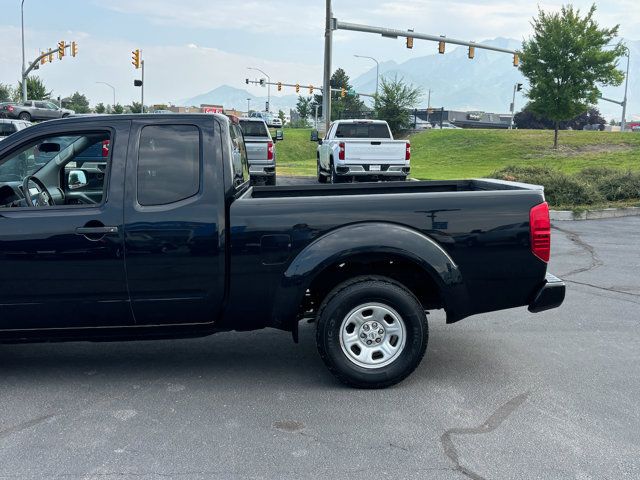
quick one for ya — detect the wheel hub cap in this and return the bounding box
[339,303,407,369]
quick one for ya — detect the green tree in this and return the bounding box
[373,75,422,135]
[520,4,626,148]
[0,83,12,102]
[66,92,91,114]
[13,76,52,101]
[112,103,124,114]
[278,109,286,125]
[129,101,143,113]
[313,68,366,120]
[94,103,106,114]
[295,96,312,127]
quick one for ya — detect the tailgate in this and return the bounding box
[243,138,269,163]
[344,140,406,163]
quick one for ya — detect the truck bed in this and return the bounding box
[248,178,543,199]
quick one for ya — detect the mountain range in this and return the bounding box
[181,37,639,120]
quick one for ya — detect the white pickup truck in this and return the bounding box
[316,120,410,183]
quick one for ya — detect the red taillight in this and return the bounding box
[267,141,274,160]
[530,202,551,262]
[102,140,110,157]
[338,142,345,160]
[405,142,411,161]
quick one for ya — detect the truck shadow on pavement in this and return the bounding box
[0,322,497,389]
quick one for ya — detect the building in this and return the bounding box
[414,109,512,129]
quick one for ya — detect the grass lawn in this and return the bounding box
[277,128,640,179]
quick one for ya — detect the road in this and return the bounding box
[1,181,639,479]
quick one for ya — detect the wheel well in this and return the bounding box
[303,253,443,314]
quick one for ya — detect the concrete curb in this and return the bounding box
[550,207,640,221]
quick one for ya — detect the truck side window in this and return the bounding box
[228,123,249,187]
[137,125,201,206]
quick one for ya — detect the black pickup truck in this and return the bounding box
[0,114,565,388]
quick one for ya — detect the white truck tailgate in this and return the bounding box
[345,140,406,163]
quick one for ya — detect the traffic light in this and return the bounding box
[513,53,520,67]
[259,78,265,87]
[132,49,141,69]
[71,41,78,57]
[48,51,54,63]
[438,40,445,54]
[309,85,314,94]
[406,36,413,49]
[468,45,475,59]
[58,41,65,60]
[277,82,282,92]
[295,84,300,93]
[516,83,523,92]
[40,52,47,65]
[341,87,346,98]
[245,78,249,84]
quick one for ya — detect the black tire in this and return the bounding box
[329,158,341,184]
[316,276,428,389]
[317,159,328,183]
[19,112,31,121]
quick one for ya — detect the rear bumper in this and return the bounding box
[336,164,410,176]
[528,273,566,313]
[249,163,276,176]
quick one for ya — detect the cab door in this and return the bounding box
[123,118,226,325]
[0,120,132,330]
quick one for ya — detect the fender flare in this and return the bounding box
[271,222,470,328]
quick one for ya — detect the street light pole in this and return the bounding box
[247,98,251,114]
[509,83,518,130]
[95,82,116,107]
[621,48,631,132]
[323,0,333,133]
[248,67,271,112]
[354,54,379,97]
[21,0,27,103]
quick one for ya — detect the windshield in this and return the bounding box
[239,120,269,137]
[335,123,391,139]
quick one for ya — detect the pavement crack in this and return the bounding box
[552,225,603,277]
[0,414,55,440]
[565,279,640,301]
[440,391,530,480]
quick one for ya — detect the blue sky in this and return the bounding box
[0,0,636,106]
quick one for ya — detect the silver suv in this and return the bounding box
[0,100,74,122]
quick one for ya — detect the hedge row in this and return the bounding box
[492,166,640,207]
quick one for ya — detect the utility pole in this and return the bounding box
[247,98,251,114]
[426,89,432,124]
[21,0,27,102]
[322,0,333,133]
[314,103,319,130]
[621,48,631,132]
[509,83,522,130]
[140,60,145,113]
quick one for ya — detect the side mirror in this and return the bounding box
[310,130,319,142]
[39,142,61,153]
[68,170,88,190]
[275,129,284,141]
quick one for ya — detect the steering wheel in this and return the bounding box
[22,175,55,207]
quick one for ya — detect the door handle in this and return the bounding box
[76,226,119,235]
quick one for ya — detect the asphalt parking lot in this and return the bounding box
[1,181,638,479]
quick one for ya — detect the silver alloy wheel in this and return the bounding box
[339,303,407,369]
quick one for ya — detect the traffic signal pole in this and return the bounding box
[323,0,333,133]
[141,60,145,114]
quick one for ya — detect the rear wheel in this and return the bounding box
[316,276,428,388]
[19,112,31,121]
[329,159,341,184]
[317,159,327,183]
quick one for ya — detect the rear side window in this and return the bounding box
[137,125,200,206]
[239,120,269,137]
[229,123,249,187]
[335,123,391,139]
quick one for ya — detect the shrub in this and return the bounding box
[595,171,640,201]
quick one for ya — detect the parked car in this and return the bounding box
[239,117,276,185]
[438,122,462,129]
[0,119,32,141]
[250,111,283,128]
[316,119,410,183]
[0,100,74,122]
[0,113,565,388]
